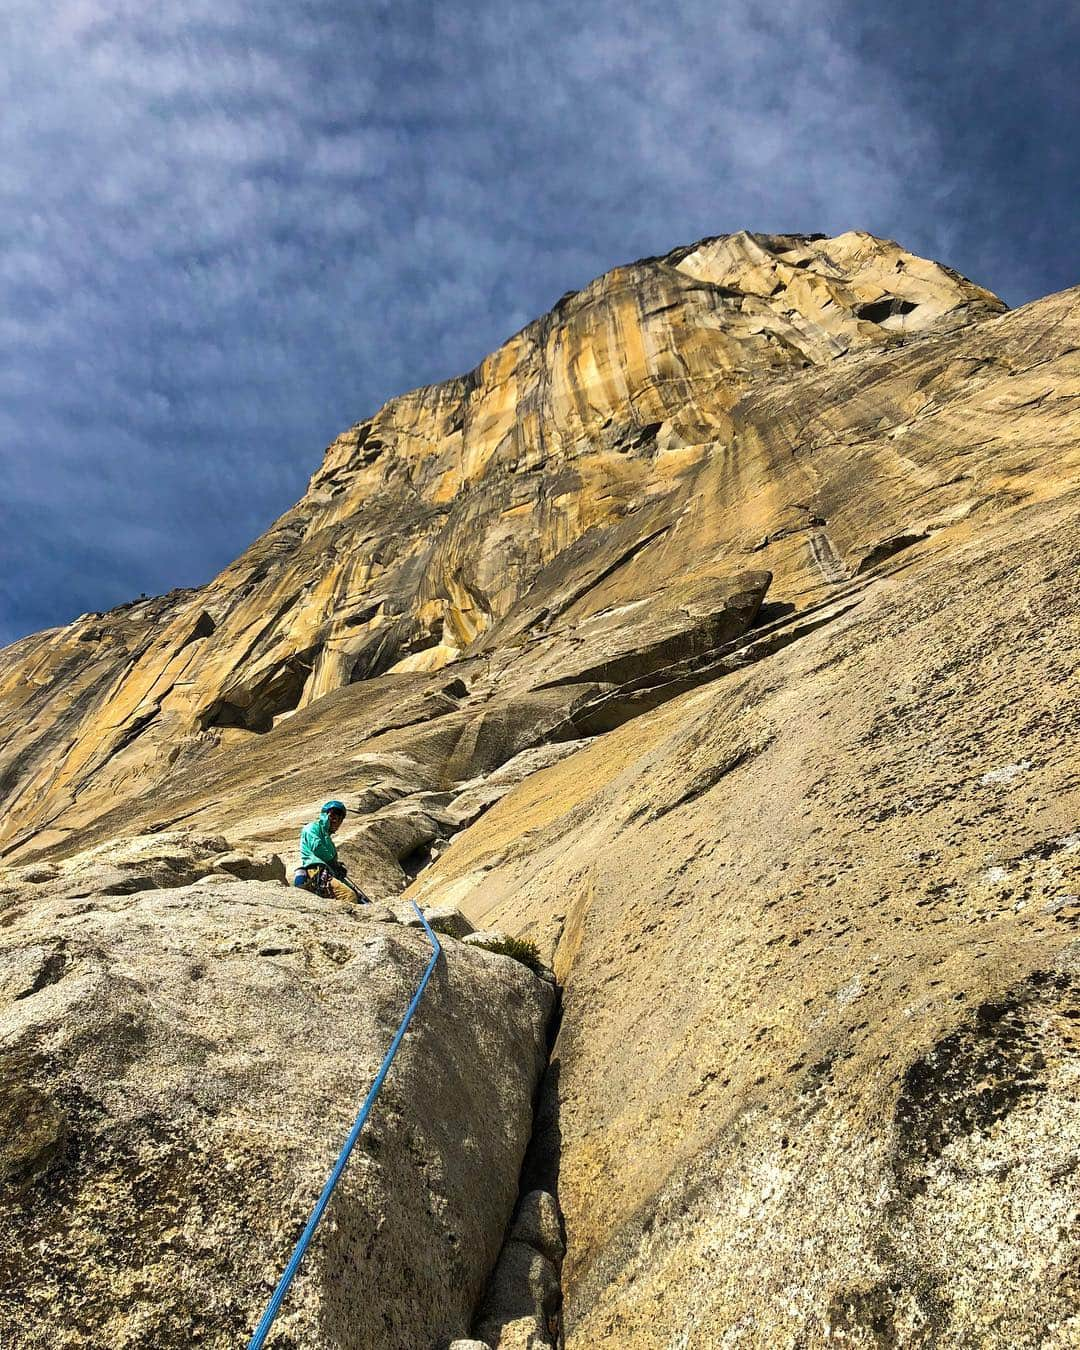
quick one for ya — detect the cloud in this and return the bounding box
[1,0,1077,645]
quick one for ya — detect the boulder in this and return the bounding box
[210,850,286,883]
[510,1191,564,1266]
[482,1319,553,1350]
[0,878,552,1347]
[402,905,476,940]
[475,1240,560,1349]
[471,1190,564,1349]
[19,832,239,903]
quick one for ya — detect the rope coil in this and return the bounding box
[247,902,442,1348]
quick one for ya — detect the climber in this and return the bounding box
[294,800,365,901]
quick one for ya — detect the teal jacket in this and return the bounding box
[299,814,338,869]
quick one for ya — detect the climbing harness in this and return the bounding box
[246,902,442,1349]
[296,863,337,897]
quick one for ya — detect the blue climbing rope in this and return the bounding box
[247,902,442,1349]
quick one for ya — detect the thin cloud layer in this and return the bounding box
[1,0,1076,643]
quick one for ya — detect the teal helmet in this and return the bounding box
[321,800,347,816]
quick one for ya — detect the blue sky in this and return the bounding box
[2,0,1078,645]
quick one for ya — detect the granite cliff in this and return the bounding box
[1,230,1078,1347]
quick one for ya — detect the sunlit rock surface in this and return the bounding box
[0,229,1003,863]
[415,490,1079,1346]
[2,229,1079,1347]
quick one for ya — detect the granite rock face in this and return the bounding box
[414,437,1080,1345]
[0,230,1002,865]
[0,874,552,1348]
[1,229,1078,1347]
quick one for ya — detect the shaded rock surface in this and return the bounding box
[0,875,552,1348]
[473,1189,566,1349]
